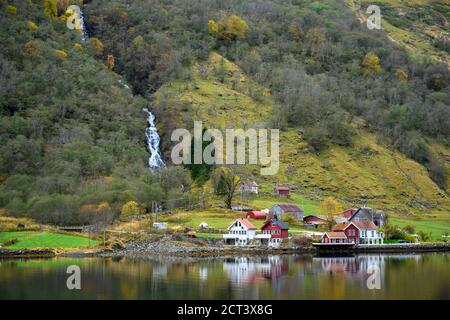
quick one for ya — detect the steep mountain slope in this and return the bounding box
[0,0,449,231]
[348,0,449,65]
[153,53,450,219]
[0,1,191,224]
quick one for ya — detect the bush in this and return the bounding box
[0,216,39,232]
[120,201,144,219]
[417,230,431,242]
[303,126,328,152]
[292,236,313,247]
[402,224,415,234]
[29,195,79,225]
[5,198,27,217]
[6,5,17,15]
[27,21,38,31]
[54,50,68,58]
[1,238,18,247]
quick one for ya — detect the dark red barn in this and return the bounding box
[273,186,290,197]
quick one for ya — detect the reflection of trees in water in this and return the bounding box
[0,254,449,299]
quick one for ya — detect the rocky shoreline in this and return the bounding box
[100,236,315,257]
[1,236,449,258]
[0,248,56,258]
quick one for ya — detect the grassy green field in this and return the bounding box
[249,193,320,216]
[389,217,450,241]
[0,231,99,249]
[161,210,267,230]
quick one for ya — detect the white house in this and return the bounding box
[354,221,384,244]
[328,221,384,245]
[223,218,270,246]
[237,181,258,194]
[153,222,167,230]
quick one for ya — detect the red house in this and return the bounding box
[273,186,290,198]
[333,222,359,243]
[261,218,289,247]
[246,211,267,220]
[303,215,328,228]
[322,232,351,244]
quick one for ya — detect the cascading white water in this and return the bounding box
[143,108,165,168]
[79,8,89,42]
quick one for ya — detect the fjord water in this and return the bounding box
[0,253,448,299]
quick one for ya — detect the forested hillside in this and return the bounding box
[0,0,449,225]
[349,0,449,64]
[0,0,193,224]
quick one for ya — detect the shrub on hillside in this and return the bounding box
[29,195,79,225]
[292,236,313,247]
[120,201,144,219]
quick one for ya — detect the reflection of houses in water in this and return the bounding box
[313,255,388,289]
[152,264,168,279]
[318,256,360,273]
[223,256,289,285]
[223,257,259,284]
[199,266,208,281]
[356,255,386,271]
[315,255,387,273]
[259,256,289,280]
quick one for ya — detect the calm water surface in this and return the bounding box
[0,253,448,299]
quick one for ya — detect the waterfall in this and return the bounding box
[79,8,89,42]
[143,108,165,168]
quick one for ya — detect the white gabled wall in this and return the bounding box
[225,219,257,245]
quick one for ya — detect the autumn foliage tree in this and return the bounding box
[88,38,104,58]
[208,15,249,42]
[362,52,382,75]
[106,54,115,70]
[288,22,302,42]
[78,202,113,225]
[43,0,58,17]
[395,68,408,81]
[319,197,343,230]
[120,200,144,219]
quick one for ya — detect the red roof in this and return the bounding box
[238,218,256,230]
[324,232,347,239]
[275,186,290,191]
[353,221,377,230]
[246,211,266,219]
[341,209,357,218]
[304,215,327,222]
[333,222,354,231]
